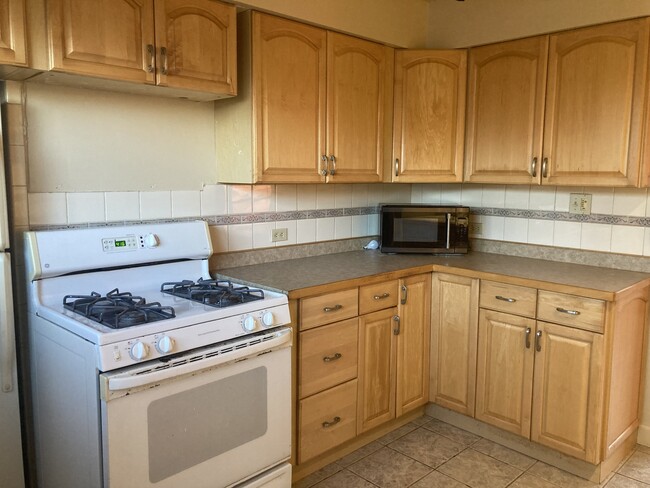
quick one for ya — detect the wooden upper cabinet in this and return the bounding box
[47,0,156,83]
[544,19,649,187]
[0,0,27,66]
[155,0,236,94]
[45,0,236,96]
[465,36,548,184]
[393,50,466,183]
[252,13,326,183]
[326,32,393,183]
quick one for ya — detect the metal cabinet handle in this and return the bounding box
[329,155,336,175]
[395,158,399,177]
[323,304,343,313]
[323,352,342,362]
[495,295,516,303]
[393,315,400,335]
[556,307,580,316]
[146,44,155,73]
[535,330,542,352]
[373,293,390,300]
[542,157,548,178]
[322,416,341,428]
[525,327,531,349]
[401,285,408,305]
[160,46,168,75]
[320,155,329,176]
[531,157,538,177]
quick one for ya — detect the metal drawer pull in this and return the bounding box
[535,330,542,352]
[323,304,343,313]
[322,416,341,428]
[495,295,516,303]
[393,315,400,335]
[556,307,580,316]
[525,327,531,349]
[373,293,390,300]
[323,353,342,362]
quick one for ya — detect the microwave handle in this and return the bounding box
[446,213,452,249]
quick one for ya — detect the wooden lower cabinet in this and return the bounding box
[430,273,479,416]
[299,379,358,463]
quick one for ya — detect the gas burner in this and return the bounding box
[161,278,265,308]
[63,288,176,329]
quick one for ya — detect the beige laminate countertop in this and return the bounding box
[216,250,650,301]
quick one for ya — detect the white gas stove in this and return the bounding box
[26,221,292,488]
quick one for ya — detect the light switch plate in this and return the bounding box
[569,193,592,215]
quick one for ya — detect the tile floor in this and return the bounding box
[293,416,650,488]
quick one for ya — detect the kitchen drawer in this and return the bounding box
[299,379,358,463]
[537,290,606,333]
[480,281,537,318]
[299,318,358,398]
[300,288,359,330]
[359,280,399,315]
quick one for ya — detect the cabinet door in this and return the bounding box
[393,50,466,183]
[430,273,479,416]
[475,310,535,437]
[357,307,397,433]
[0,0,26,66]
[326,32,393,183]
[464,36,548,184]
[544,19,649,187]
[155,0,236,95]
[47,0,156,83]
[252,13,326,183]
[396,274,431,416]
[531,321,604,463]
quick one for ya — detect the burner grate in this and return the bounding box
[63,288,175,329]
[161,278,264,308]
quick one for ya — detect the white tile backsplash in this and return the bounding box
[461,184,483,207]
[140,191,172,220]
[276,220,297,245]
[554,187,583,212]
[227,185,252,214]
[504,185,530,209]
[588,187,614,215]
[553,221,581,249]
[611,225,645,255]
[67,192,105,224]
[253,185,275,213]
[335,184,353,209]
[105,192,139,221]
[252,221,275,249]
[481,185,505,208]
[317,184,335,209]
[276,184,297,212]
[171,190,201,218]
[581,223,612,252]
[200,184,227,216]
[613,188,647,217]
[351,184,369,207]
[529,187,556,210]
[352,215,369,237]
[317,217,336,241]
[482,215,505,240]
[334,216,352,239]
[527,219,554,245]
[420,184,441,204]
[228,223,253,251]
[503,217,528,243]
[209,225,228,253]
[297,185,317,210]
[440,184,461,204]
[368,213,380,235]
[29,193,66,226]
[297,218,317,244]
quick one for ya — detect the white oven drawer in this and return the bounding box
[238,463,291,488]
[100,329,291,488]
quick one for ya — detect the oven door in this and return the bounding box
[99,328,292,488]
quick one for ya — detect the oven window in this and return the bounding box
[147,366,268,483]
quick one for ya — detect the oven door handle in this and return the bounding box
[101,328,292,394]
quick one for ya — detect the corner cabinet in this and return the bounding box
[392,49,466,183]
[465,18,650,187]
[215,11,393,184]
[0,0,27,66]
[42,0,236,98]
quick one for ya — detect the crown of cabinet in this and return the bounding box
[215,11,393,184]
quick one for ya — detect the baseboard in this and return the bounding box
[637,425,650,446]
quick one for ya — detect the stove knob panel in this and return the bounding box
[155,336,174,354]
[242,315,257,332]
[143,233,160,248]
[130,341,149,361]
[261,311,275,327]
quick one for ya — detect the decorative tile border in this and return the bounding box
[472,207,650,227]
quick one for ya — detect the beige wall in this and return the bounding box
[427,0,650,48]
[237,0,430,47]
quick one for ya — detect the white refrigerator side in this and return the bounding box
[0,253,24,487]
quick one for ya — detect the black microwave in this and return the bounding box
[380,204,470,254]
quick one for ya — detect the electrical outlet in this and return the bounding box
[272,227,288,242]
[569,193,592,215]
[468,222,483,236]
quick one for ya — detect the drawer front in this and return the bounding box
[537,290,606,333]
[480,280,537,318]
[359,280,399,315]
[300,288,359,330]
[299,379,358,463]
[299,318,359,398]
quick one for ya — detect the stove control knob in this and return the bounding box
[242,315,257,332]
[130,341,149,361]
[143,233,160,249]
[261,311,275,327]
[155,336,174,354]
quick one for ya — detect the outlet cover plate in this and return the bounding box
[569,193,592,215]
[272,227,288,242]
